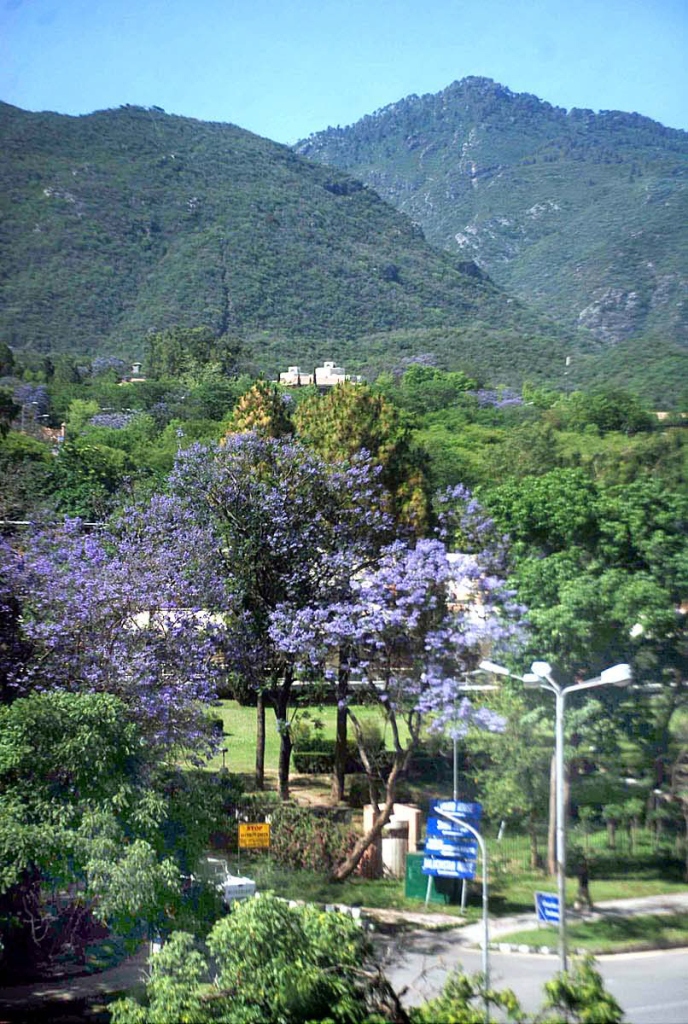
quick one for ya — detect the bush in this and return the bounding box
[267,803,357,873]
[293,747,336,773]
[347,775,378,808]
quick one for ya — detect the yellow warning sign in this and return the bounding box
[238,822,271,849]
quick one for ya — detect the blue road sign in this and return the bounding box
[426,818,478,840]
[422,855,476,879]
[423,799,482,882]
[535,891,560,924]
[424,835,478,859]
[432,800,482,820]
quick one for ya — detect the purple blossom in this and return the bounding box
[13,383,49,416]
[90,412,135,429]
[470,388,523,409]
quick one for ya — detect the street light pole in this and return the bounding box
[480,659,632,973]
[554,684,567,970]
[529,661,633,973]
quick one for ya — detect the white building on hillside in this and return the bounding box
[314,361,363,387]
[279,365,314,386]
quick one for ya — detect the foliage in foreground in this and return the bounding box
[0,691,232,977]
[111,894,624,1023]
[414,957,623,1023]
[111,893,404,1024]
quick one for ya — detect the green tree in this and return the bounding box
[463,688,551,868]
[145,326,234,380]
[50,440,131,519]
[387,363,477,414]
[0,431,54,521]
[224,380,294,438]
[551,390,654,435]
[0,389,20,439]
[539,956,624,1023]
[295,381,431,537]
[0,342,15,377]
[0,692,180,973]
[111,893,402,1024]
[64,397,100,435]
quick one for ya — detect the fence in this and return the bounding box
[483,823,685,875]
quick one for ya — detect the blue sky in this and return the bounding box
[1,0,686,143]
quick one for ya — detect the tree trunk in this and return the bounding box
[606,820,616,849]
[255,691,265,790]
[329,754,405,882]
[330,658,349,804]
[276,665,294,801]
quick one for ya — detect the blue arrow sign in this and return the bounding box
[424,835,479,859]
[534,891,560,924]
[422,855,477,879]
[426,817,479,839]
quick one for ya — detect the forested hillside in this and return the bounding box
[296,77,688,352]
[0,100,576,384]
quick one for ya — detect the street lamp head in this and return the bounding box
[600,663,633,687]
[478,659,511,676]
[522,673,542,688]
[531,660,553,679]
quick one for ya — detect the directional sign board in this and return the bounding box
[422,799,482,880]
[424,835,479,859]
[421,855,476,879]
[534,891,560,924]
[426,818,478,842]
[432,800,482,820]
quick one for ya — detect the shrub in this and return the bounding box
[293,747,336,773]
[267,803,357,873]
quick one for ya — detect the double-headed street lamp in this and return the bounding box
[479,659,633,972]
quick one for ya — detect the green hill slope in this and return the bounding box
[0,100,572,379]
[296,77,688,349]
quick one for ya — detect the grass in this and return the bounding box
[204,700,399,777]
[206,848,687,925]
[496,912,688,953]
[217,856,468,920]
[486,872,688,918]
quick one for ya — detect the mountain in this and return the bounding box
[0,100,579,384]
[295,77,688,351]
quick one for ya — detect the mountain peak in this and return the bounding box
[295,80,688,351]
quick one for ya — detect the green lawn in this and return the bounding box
[203,700,403,776]
[497,912,688,953]
[486,873,688,918]
[197,702,686,925]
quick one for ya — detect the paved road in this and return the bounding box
[378,892,688,1024]
[382,938,688,1023]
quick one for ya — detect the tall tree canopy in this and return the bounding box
[294,382,432,536]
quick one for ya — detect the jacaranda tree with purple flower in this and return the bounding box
[0,512,236,967]
[0,513,228,755]
[163,434,392,797]
[271,532,517,880]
